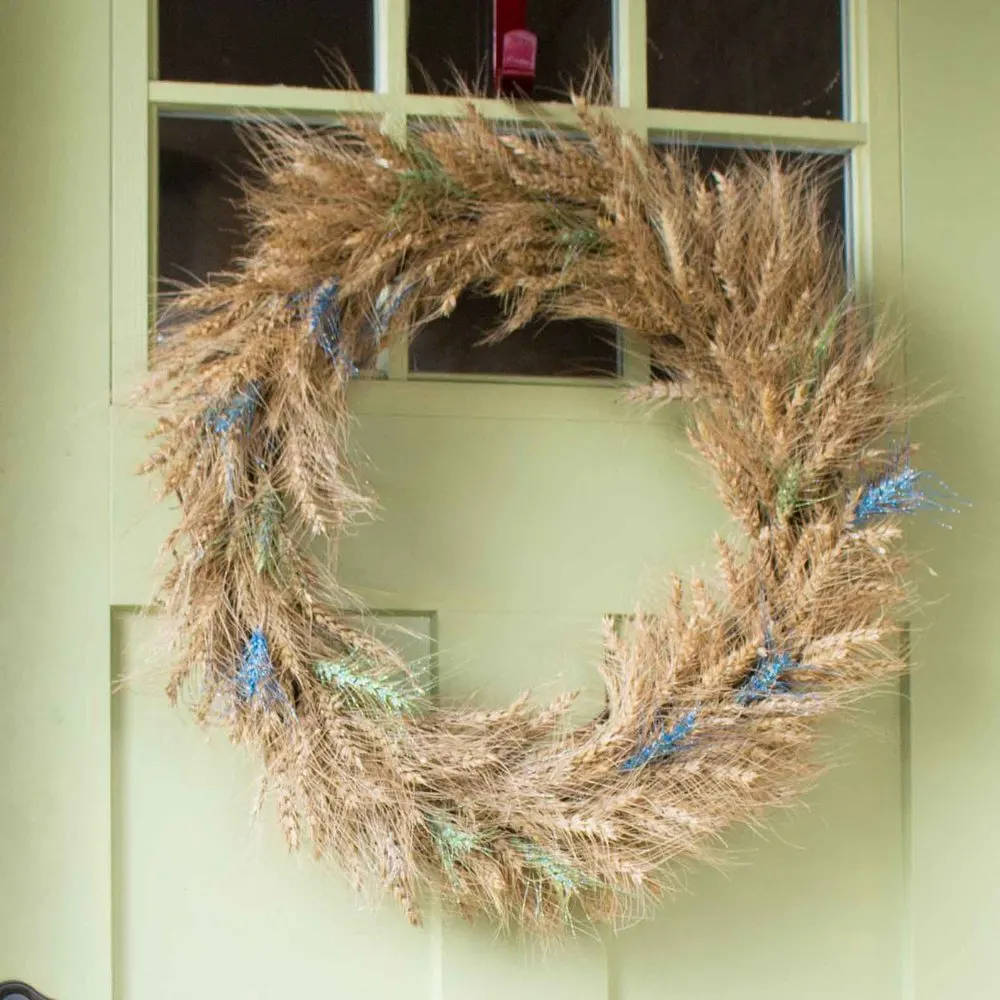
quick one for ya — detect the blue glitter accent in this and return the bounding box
[621,709,698,772]
[204,383,262,503]
[235,629,285,706]
[308,278,342,359]
[430,818,481,886]
[513,838,596,896]
[206,383,260,436]
[737,650,794,705]
[735,624,801,705]
[853,458,954,526]
[307,278,359,375]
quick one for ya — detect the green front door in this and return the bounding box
[7,0,995,997]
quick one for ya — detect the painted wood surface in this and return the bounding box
[5,0,996,996]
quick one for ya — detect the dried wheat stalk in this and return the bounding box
[142,94,929,935]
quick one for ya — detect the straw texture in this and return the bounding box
[142,97,922,934]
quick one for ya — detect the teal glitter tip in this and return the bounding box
[312,656,419,715]
[621,709,697,772]
[429,817,481,881]
[853,455,958,526]
[431,820,479,858]
[251,490,284,575]
[235,629,287,708]
[206,382,261,436]
[513,838,596,896]
[737,649,794,704]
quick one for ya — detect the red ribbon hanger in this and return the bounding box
[494,0,537,97]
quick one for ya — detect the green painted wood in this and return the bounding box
[111,612,436,999]
[7,0,972,994]
[611,702,903,1000]
[110,385,905,995]
[901,0,1000,994]
[0,0,113,996]
[146,80,867,151]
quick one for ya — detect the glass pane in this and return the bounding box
[409,294,619,378]
[404,119,619,378]
[408,0,611,100]
[647,1,844,118]
[158,0,374,89]
[158,117,618,379]
[691,147,847,236]
[158,117,250,291]
[649,146,848,380]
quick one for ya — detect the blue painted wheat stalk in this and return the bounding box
[621,709,698,771]
[313,657,417,715]
[853,457,956,526]
[235,629,286,709]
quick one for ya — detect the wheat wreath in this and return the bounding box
[142,94,947,935]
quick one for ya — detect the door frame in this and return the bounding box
[0,1,915,996]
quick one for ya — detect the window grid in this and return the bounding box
[140,0,868,387]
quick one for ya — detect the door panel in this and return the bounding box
[111,381,904,998]
[438,920,607,1000]
[0,0,936,995]
[339,386,723,615]
[112,612,432,1000]
[613,700,903,999]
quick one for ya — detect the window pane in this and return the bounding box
[157,117,619,379]
[647,1,844,118]
[405,119,618,379]
[689,146,848,236]
[158,117,249,291]
[408,294,619,378]
[158,0,374,89]
[408,0,611,100]
[649,146,849,380]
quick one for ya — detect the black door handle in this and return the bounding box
[0,982,53,1000]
